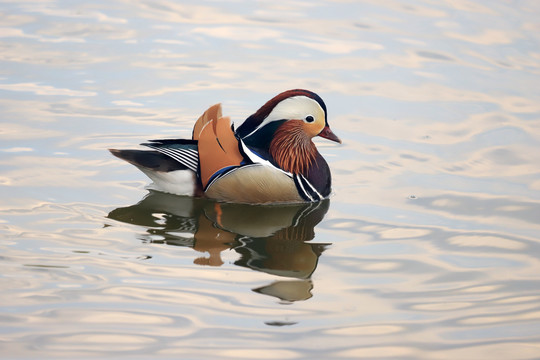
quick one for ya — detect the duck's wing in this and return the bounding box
[109,148,189,172]
[146,103,245,189]
[141,139,199,173]
[110,144,201,196]
[192,103,222,140]
[189,103,245,188]
[197,115,244,189]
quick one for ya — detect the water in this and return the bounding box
[1,0,540,359]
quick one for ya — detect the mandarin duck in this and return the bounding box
[110,89,341,204]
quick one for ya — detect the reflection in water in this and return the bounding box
[2,0,540,357]
[108,191,330,302]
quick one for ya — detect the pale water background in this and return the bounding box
[1,1,540,359]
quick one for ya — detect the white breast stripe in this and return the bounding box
[294,175,314,202]
[300,174,323,201]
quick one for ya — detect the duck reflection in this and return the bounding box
[107,191,331,302]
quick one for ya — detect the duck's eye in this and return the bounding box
[305,115,315,123]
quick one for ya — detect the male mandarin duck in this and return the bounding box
[110,89,341,204]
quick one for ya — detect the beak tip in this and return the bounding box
[319,125,342,144]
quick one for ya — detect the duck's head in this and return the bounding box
[236,89,341,147]
[236,89,341,176]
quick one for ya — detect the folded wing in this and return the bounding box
[197,114,244,189]
[141,139,199,173]
[128,104,245,192]
[192,103,222,141]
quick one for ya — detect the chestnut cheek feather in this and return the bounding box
[269,120,317,175]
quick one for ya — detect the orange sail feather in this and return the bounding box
[192,103,222,140]
[196,112,243,188]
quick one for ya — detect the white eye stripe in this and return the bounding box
[244,96,324,139]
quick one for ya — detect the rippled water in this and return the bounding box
[1,1,540,359]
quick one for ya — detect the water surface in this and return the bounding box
[1,1,540,359]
